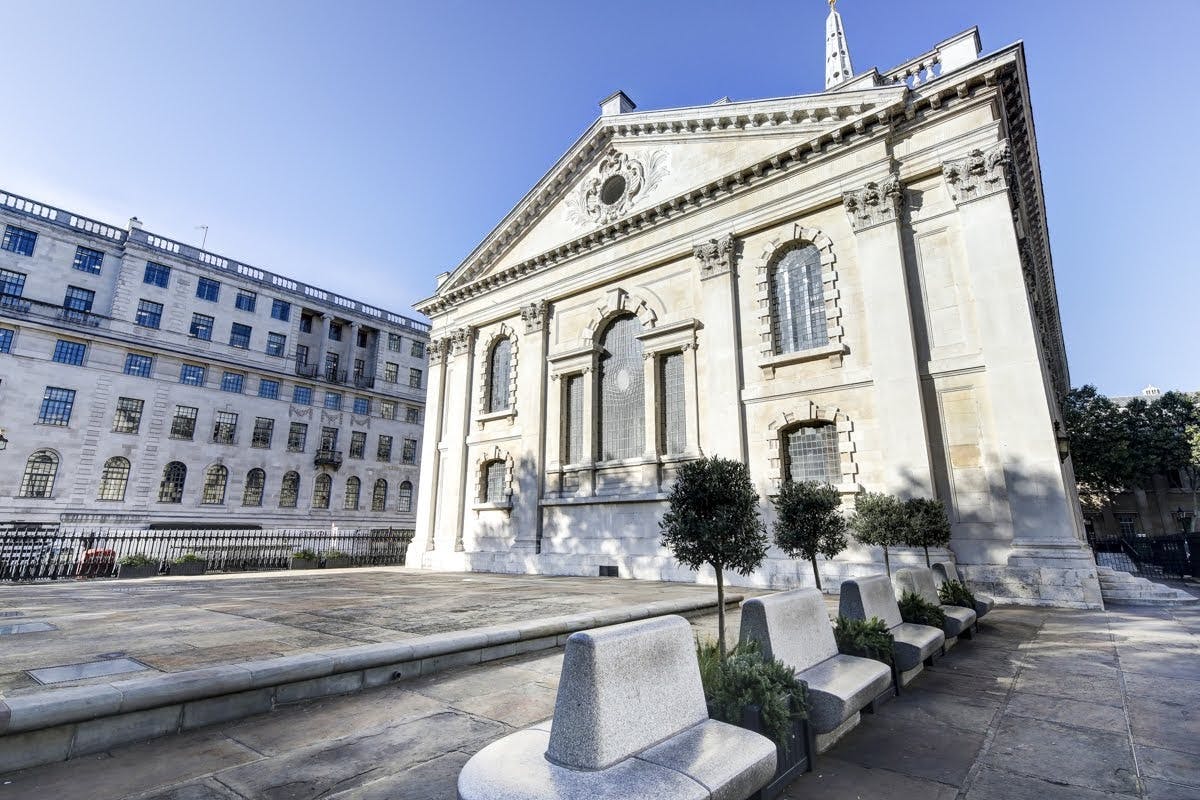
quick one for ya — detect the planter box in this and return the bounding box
[323,557,351,569]
[118,563,159,580]
[290,557,319,570]
[739,696,814,800]
[171,560,207,576]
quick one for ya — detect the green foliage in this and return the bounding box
[849,492,906,575]
[292,548,318,561]
[901,497,952,566]
[938,579,977,610]
[323,549,348,559]
[173,553,204,564]
[771,481,848,590]
[696,637,807,752]
[898,590,946,628]
[1064,385,1136,508]
[833,616,894,666]
[119,553,155,567]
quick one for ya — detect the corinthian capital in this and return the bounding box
[449,327,475,357]
[941,141,1010,205]
[842,173,902,232]
[427,337,450,365]
[521,300,549,334]
[692,233,736,279]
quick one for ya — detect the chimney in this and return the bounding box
[599,90,636,117]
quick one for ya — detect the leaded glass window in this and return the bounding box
[783,423,840,485]
[202,464,228,504]
[599,315,644,461]
[213,411,238,444]
[372,479,388,512]
[280,471,300,508]
[243,469,265,506]
[659,352,686,455]
[251,417,274,448]
[484,460,507,504]
[19,450,59,498]
[344,476,361,510]
[770,245,828,354]
[97,457,131,501]
[159,462,186,503]
[564,374,584,464]
[397,480,413,513]
[312,474,332,509]
[170,406,198,439]
[112,397,144,434]
[487,338,512,412]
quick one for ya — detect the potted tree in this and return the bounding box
[771,480,848,591]
[171,552,207,576]
[901,497,952,567]
[849,492,905,577]
[322,549,351,569]
[290,548,319,570]
[117,553,159,580]
[660,457,769,656]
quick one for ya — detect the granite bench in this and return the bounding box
[838,575,945,685]
[457,614,777,800]
[740,588,893,749]
[893,567,977,641]
[932,561,995,620]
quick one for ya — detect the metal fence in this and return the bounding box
[0,527,415,582]
[1089,532,1198,580]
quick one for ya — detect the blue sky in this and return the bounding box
[2,1,1195,396]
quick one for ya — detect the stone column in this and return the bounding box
[515,300,549,555]
[842,173,934,496]
[413,335,448,563]
[693,234,747,461]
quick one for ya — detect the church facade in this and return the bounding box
[411,14,1102,608]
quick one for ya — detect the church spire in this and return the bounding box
[824,0,854,89]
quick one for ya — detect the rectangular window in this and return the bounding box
[323,351,340,381]
[564,374,584,464]
[659,352,687,456]
[266,332,287,357]
[287,422,308,452]
[73,246,104,274]
[220,372,244,393]
[196,277,221,302]
[271,299,291,321]
[317,426,338,452]
[328,322,342,341]
[377,435,393,462]
[63,285,95,313]
[0,327,14,354]
[0,268,26,297]
[235,289,257,312]
[402,438,417,464]
[112,397,144,434]
[37,386,76,426]
[124,353,153,377]
[349,431,366,459]
[380,400,397,420]
[296,344,309,365]
[252,417,274,448]
[179,364,206,386]
[229,322,252,349]
[405,405,420,424]
[135,299,163,329]
[353,358,366,378]
[1117,513,1139,538]
[388,333,402,352]
[213,410,238,444]
[190,312,214,340]
[384,362,398,383]
[292,385,313,405]
[353,396,370,415]
[1,225,36,256]
[356,329,369,348]
[411,340,425,358]
[409,368,423,389]
[170,405,198,439]
[324,391,343,410]
[258,378,280,399]
[300,314,313,333]
[143,262,170,287]
[52,339,86,366]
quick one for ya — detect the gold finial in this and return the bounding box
[829,0,837,8]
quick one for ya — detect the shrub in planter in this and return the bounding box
[938,579,977,610]
[771,480,848,591]
[898,590,946,628]
[171,553,207,576]
[901,497,952,567]
[118,553,159,579]
[322,549,351,569]
[290,548,319,570]
[833,616,894,666]
[849,492,906,576]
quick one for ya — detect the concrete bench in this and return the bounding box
[932,561,995,619]
[838,575,945,681]
[740,588,893,747]
[458,614,777,800]
[893,567,977,641]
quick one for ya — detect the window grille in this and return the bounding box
[63,286,95,312]
[74,246,104,274]
[1116,514,1139,537]
[312,474,332,508]
[235,290,257,312]
[112,397,144,434]
[190,313,214,340]
[397,480,413,513]
[599,315,645,460]
[220,372,244,393]
[770,245,828,354]
[324,392,342,411]
[97,457,131,501]
[266,332,287,357]
[381,400,397,420]
[19,450,59,498]
[405,406,420,424]
[243,469,265,506]
[349,432,366,458]
[251,417,274,448]
[320,427,339,451]
[353,396,370,415]
[411,341,425,358]
[158,462,187,503]
[377,435,393,461]
[409,368,422,388]
[564,374,584,463]
[402,439,417,464]
[196,277,220,302]
[136,299,163,329]
[659,352,686,455]
[484,460,507,503]
[783,423,840,485]
[170,406,198,439]
[202,465,228,504]
[384,362,399,383]
[388,333,402,351]
[179,364,206,386]
[372,479,388,511]
[488,338,512,412]
[2,225,36,255]
[52,340,86,366]
[258,379,280,399]
[288,422,307,452]
[229,323,252,349]
[124,353,153,377]
[213,411,238,444]
[279,471,300,508]
[38,387,76,426]
[344,477,361,510]
[292,385,312,405]
[143,262,170,287]
[0,268,26,296]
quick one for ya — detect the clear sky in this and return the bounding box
[2,1,1195,396]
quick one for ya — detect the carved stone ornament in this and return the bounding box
[449,327,474,357]
[842,173,903,231]
[565,148,669,227]
[692,233,736,279]
[427,337,450,365]
[941,141,1010,205]
[521,300,549,334]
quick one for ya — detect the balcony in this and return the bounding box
[324,368,348,385]
[1,294,108,329]
[314,449,343,469]
[295,362,319,379]
[353,374,376,390]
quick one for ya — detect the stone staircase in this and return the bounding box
[1097,566,1198,606]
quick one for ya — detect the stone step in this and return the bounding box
[1097,567,1198,606]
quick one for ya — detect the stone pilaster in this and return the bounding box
[412,335,449,563]
[693,233,747,461]
[516,302,549,554]
[423,326,475,567]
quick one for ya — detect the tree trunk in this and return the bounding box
[715,565,727,657]
[924,545,931,568]
[810,555,822,591]
[883,545,891,577]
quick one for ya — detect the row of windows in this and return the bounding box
[141,261,292,322]
[17,451,414,512]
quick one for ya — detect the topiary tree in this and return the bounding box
[771,480,848,591]
[849,491,905,577]
[660,457,769,656]
[902,497,952,567]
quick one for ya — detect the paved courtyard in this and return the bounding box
[2,590,1198,800]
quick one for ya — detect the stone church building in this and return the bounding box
[411,8,1102,607]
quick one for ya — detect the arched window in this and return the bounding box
[202,464,228,504]
[770,244,827,354]
[782,423,841,485]
[19,450,59,498]
[344,476,361,510]
[483,459,507,504]
[599,315,645,460]
[279,471,300,508]
[158,461,187,503]
[243,468,265,506]
[397,480,413,513]
[486,338,512,413]
[97,457,131,501]
[312,473,331,509]
[372,479,388,512]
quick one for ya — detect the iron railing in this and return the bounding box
[0,293,108,329]
[314,449,343,469]
[1090,532,1195,580]
[0,527,414,582]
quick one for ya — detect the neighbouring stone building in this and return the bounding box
[0,190,429,534]
[412,10,1101,607]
